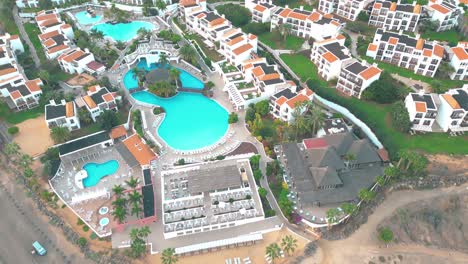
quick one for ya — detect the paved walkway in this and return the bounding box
[13,6,40,67]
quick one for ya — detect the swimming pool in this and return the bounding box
[124,59,204,90]
[132,91,228,150]
[91,21,155,42]
[75,11,102,25]
[83,160,119,188]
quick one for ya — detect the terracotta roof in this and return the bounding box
[452,47,468,60]
[322,52,338,63]
[232,43,253,55]
[197,13,205,19]
[60,49,86,63]
[179,0,197,7]
[390,2,397,11]
[415,101,427,112]
[377,148,389,162]
[430,4,450,14]
[278,8,292,18]
[83,95,97,109]
[289,11,307,21]
[41,18,60,27]
[303,88,313,96]
[359,66,381,80]
[441,94,461,109]
[330,21,341,26]
[209,18,225,27]
[227,36,244,46]
[433,44,444,58]
[248,34,257,40]
[10,90,22,100]
[275,96,287,106]
[10,35,19,40]
[415,39,424,50]
[286,94,309,108]
[65,101,74,118]
[88,85,99,93]
[307,12,320,22]
[373,3,382,9]
[61,24,71,29]
[252,66,264,77]
[122,134,156,166]
[110,125,127,139]
[323,13,333,19]
[39,30,60,40]
[254,4,267,12]
[413,4,421,14]
[102,93,114,103]
[0,67,17,77]
[303,137,328,149]
[25,79,42,92]
[368,43,377,52]
[388,37,398,45]
[36,13,57,22]
[423,49,432,57]
[47,44,69,54]
[336,34,346,40]
[43,38,56,47]
[260,73,280,81]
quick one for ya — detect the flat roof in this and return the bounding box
[58,131,110,156]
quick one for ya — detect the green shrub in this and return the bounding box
[83,225,90,232]
[228,112,239,124]
[7,126,19,135]
[77,218,85,225]
[90,232,98,240]
[77,237,87,248]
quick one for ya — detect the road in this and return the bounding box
[0,180,91,264]
[12,6,40,67]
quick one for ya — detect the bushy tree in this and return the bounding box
[378,227,394,246]
[98,110,120,131]
[242,22,270,35]
[50,126,71,143]
[390,101,411,133]
[216,4,251,27]
[362,72,408,104]
[228,112,239,124]
[254,100,270,117]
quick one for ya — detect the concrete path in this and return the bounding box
[13,6,41,67]
[342,29,360,59]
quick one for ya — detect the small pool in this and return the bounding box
[99,217,109,227]
[91,21,155,42]
[124,59,204,90]
[75,11,102,25]
[83,160,119,188]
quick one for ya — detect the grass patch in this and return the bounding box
[190,34,223,62]
[0,0,19,35]
[0,102,44,124]
[422,29,466,44]
[280,53,327,86]
[23,23,47,63]
[258,32,304,50]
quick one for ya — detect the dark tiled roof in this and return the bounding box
[453,89,468,111]
[323,42,350,60]
[90,87,110,105]
[143,169,152,185]
[45,103,66,120]
[273,88,296,100]
[345,61,368,75]
[142,184,155,217]
[264,78,284,85]
[58,131,110,156]
[411,93,436,109]
[204,12,222,22]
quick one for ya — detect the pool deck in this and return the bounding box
[50,144,143,237]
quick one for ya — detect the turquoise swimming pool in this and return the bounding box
[91,21,154,42]
[132,91,228,150]
[83,160,119,188]
[75,11,102,25]
[124,59,204,90]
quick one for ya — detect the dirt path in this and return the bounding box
[307,183,468,264]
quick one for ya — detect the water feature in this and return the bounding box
[82,160,119,188]
[75,11,102,25]
[91,21,155,42]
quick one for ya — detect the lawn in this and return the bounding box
[0,102,44,124]
[190,34,224,62]
[422,29,466,44]
[280,54,468,156]
[0,0,19,35]
[258,32,305,50]
[23,22,47,63]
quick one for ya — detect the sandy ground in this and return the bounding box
[302,182,468,264]
[66,73,96,87]
[141,227,311,264]
[13,115,53,157]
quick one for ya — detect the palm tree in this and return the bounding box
[326,208,341,229]
[112,206,127,224]
[305,105,325,136]
[344,153,357,168]
[179,44,196,63]
[19,154,33,169]
[50,126,71,143]
[161,248,178,264]
[291,108,307,140]
[375,175,386,187]
[149,81,177,98]
[4,142,20,157]
[279,23,292,40]
[265,243,281,263]
[78,108,92,124]
[132,67,147,87]
[281,235,298,256]
[169,68,180,87]
[159,52,169,68]
[358,189,376,203]
[340,202,357,216]
[125,176,140,189]
[112,197,127,208]
[112,184,126,197]
[129,190,143,217]
[131,202,143,218]
[89,28,104,40]
[155,0,167,11]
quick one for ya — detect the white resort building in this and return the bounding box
[310,35,352,81]
[368,0,421,32]
[269,87,314,123]
[160,158,264,239]
[448,42,468,81]
[318,0,374,21]
[336,60,382,99]
[426,0,464,32]
[58,47,105,75]
[245,0,277,23]
[436,85,468,132]
[45,100,81,131]
[78,85,121,122]
[405,92,439,132]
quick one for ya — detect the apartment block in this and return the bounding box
[186,11,232,45]
[436,85,468,132]
[219,30,258,66]
[45,100,81,131]
[179,0,207,19]
[58,47,105,75]
[78,85,121,122]
[366,29,444,77]
[448,42,468,80]
[426,0,464,32]
[245,0,277,23]
[0,34,24,54]
[16,0,69,8]
[269,87,314,123]
[336,60,382,99]
[271,6,343,41]
[35,10,75,60]
[405,92,439,132]
[319,0,374,21]
[369,1,421,32]
[311,35,352,81]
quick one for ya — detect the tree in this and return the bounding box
[205,81,215,90]
[19,154,33,169]
[378,227,394,247]
[242,22,270,35]
[384,166,400,180]
[281,235,298,256]
[125,176,140,189]
[228,112,239,124]
[112,206,127,224]
[24,167,34,178]
[375,175,386,187]
[98,110,119,131]
[326,208,341,227]
[305,104,325,135]
[112,184,126,197]
[89,28,104,40]
[179,44,196,64]
[50,126,71,143]
[344,153,357,168]
[390,101,411,133]
[131,200,143,218]
[78,108,92,124]
[358,189,376,202]
[4,142,20,157]
[250,113,265,136]
[169,67,180,87]
[39,0,53,9]
[435,61,454,80]
[148,81,177,98]
[362,72,408,104]
[161,248,178,264]
[216,4,251,27]
[132,67,147,87]
[7,126,19,135]
[278,23,293,41]
[115,41,126,50]
[245,105,256,123]
[258,187,267,198]
[290,108,307,140]
[159,52,169,68]
[155,0,167,11]
[254,100,270,117]
[265,243,281,263]
[419,20,438,34]
[38,70,50,83]
[340,202,357,216]
[357,11,369,22]
[129,226,151,258]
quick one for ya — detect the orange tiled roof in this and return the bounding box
[39,30,60,40]
[41,18,60,27]
[441,94,461,109]
[415,39,424,50]
[228,36,244,46]
[289,11,307,21]
[36,13,57,22]
[307,12,320,22]
[336,34,346,40]
[43,38,56,47]
[452,47,468,60]
[359,67,381,80]
[65,101,74,118]
[10,35,19,40]
[233,43,253,55]
[25,79,42,92]
[179,0,197,7]
[248,34,257,40]
[260,73,280,81]
[423,49,432,57]
[368,43,377,51]
[278,8,292,18]
[123,134,156,166]
[102,93,114,103]
[88,85,99,93]
[110,125,127,139]
[373,3,382,9]
[322,52,338,63]
[83,95,97,109]
[10,90,22,100]
[209,18,225,27]
[415,102,427,112]
[252,66,265,77]
[413,4,421,14]
[47,44,69,54]
[323,13,333,19]
[433,44,444,58]
[254,4,267,12]
[286,94,309,108]
[61,49,86,63]
[388,37,398,45]
[0,67,17,77]
[275,96,287,106]
[430,4,450,14]
[390,2,397,11]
